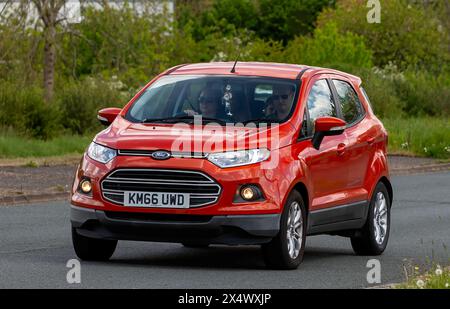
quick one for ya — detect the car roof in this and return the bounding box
[167,62,361,85]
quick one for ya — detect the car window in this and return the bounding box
[254,84,273,101]
[126,75,299,125]
[178,81,207,113]
[303,79,337,137]
[360,86,373,111]
[332,80,364,124]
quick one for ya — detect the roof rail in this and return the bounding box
[296,67,310,80]
[165,64,189,75]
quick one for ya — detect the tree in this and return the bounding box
[32,0,67,103]
[174,0,212,18]
[176,0,335,44]
[317,0,449,72]
[257,0,335,43]
[283,22,373,69]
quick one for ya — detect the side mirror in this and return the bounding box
[312,117,346,150]
[97,107,121,126]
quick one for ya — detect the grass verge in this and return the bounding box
[396,265,450,289]
[0,133,92,158]
[382,118,450,159]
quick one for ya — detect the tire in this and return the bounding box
[72,227,117,261]
[351,182,391,255]
[182,243,210,248]
[262,190,306,270]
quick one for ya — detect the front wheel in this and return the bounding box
[262,191,306,269]
[351,182,391,255]
[72,227,117,261]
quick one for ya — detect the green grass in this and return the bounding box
[383,118,450,159]
[0,133,93,158]
[397,265,450,289]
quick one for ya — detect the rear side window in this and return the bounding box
[332,80,364,124]
[360,86,373,110]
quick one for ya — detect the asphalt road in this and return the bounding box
[0,172,449,289]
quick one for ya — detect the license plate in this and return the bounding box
[123,191,190,208]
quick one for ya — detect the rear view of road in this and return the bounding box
[0,172,448,288]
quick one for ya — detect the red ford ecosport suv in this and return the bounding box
[71,62,393,269]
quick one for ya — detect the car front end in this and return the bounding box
[70,72,302,246]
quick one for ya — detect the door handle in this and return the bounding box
[367,137,376,145]
[337,143,346,156]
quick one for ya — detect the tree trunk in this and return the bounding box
[43,24,56,103]
[32,0,66,103]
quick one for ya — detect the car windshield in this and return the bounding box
[125,75,299,125]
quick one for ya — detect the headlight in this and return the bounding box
[207,148,270,168]
[87,142,117,164]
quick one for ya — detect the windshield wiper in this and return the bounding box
[242,118,280,125]
[141,118,181,123]
[198,117,228,125]
[141,115,227,125]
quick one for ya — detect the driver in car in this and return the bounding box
[267,84,295,121]
[184,88,226,119]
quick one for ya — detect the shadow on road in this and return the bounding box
[100,244,357,270]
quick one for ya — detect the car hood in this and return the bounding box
[94,116,296,153]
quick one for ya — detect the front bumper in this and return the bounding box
[72,153,287,216]
[71,205,280,245]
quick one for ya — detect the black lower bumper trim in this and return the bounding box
[70,205,280,245]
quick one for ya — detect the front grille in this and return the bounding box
[101,169,221,208]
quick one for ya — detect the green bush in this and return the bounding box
[351,66,406,118]
[355,66,450,118]
[317,0,449,72]
[283,22,373,69]
[0,82,61,139]
[395,71,450,117]
[0,79,133,139]
[57,78,130,135]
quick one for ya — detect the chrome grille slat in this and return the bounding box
[102,179,219,186]
[118,150,207,158]
[101,169,221,208]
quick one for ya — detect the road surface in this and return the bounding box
[0,172,448,288]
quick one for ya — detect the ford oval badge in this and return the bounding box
[151,150,171,160]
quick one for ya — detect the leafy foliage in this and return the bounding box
[257,0,335,42]
[177,0,335,43]
[317,0,450,72]
[56,78,131,135]
[0,0,448,143]
[283,22,373,69]
[0,82,61,139]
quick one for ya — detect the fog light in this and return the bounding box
[240,185,259,201]
[80,179,92,194]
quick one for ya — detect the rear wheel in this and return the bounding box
[72,227,117,261]
[351,182,391,255]
[262,191,306,269]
